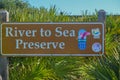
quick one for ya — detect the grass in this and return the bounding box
[85,15,120,80]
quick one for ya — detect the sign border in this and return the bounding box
[1,22,104,56]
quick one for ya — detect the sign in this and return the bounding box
[1,22,104,56]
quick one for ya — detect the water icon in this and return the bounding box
[92,28,101,39]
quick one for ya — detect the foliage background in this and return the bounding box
[0,0,120,80]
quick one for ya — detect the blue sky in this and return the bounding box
[26,0,120,15]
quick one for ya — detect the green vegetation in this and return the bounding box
[0,0,120,80]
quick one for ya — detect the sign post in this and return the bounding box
[98,10,106,23]
[0,10,9,80]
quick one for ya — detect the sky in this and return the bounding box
[26,0,120,15]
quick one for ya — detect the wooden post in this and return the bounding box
[98,10,106,23]
[0,10,9,80]
[98,10,106,58]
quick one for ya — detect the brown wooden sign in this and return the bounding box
[1,22,104,56]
